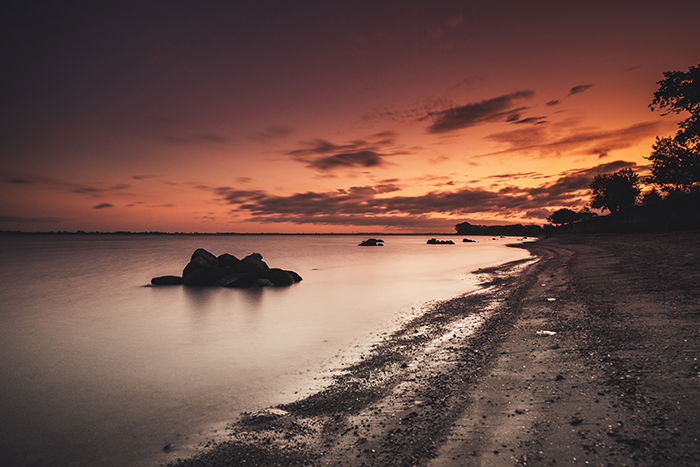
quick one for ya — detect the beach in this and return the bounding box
[171,231,700,466]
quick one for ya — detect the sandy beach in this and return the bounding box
[168,231,700,466]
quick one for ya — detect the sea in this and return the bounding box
[0,234,531,466]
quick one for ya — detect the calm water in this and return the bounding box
[0,235,530,466]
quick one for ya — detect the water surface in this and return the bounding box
[0,235,530,466]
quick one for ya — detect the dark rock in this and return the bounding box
[217,253,240,268]
[151,275,183,286]
[427,238,455,245]
[240,253,270,274]
[219,273,257,288]
[157,249,301,289]
[285,270,303,283]
[265,268,295,286]
[182,248,226,286]
[254,278,274,287]
[359,238,384,246]
[462,238,476,243]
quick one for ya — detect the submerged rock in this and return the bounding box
[152,249,301,288]
[462,238,476,243]
[151,275,183,286]
[359,238,384,246]
[427,238,455,245]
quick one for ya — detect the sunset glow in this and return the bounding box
[2,1,698,232]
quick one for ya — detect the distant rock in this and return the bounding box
[359,238,384,246]
[152,248,301,289]
[151,275,183,286]
[427,238,455,245]
[462,238,476,243]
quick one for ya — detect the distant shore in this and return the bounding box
[164,230,699,466]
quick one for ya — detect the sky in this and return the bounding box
[2,0,699,233]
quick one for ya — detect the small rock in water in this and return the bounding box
[162,443,173,452]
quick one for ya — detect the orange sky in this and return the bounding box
[2,1,699,232]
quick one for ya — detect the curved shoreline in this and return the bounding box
[166,247,541,466]
[167,231,700,466]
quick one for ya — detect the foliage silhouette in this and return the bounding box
[547,208,580,225]
[647,137,700,192]
[650,62,700,144]
[589,168,641,214]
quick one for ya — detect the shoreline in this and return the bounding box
[168,231,700,466]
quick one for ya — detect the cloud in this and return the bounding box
[286,132,405,171]
[110,184,131,190]
[426,90,535,133]
[568,84,593,96]
[164,133,230,145]
[92,203,114,209]
[210,159,639,229]
[7,178,33,184]
[546,100,560,106]
[482,121,662,159]
[249,125,294,143]
[132,174,157,180]
[0,215,63,223]
[71,186,104,195]
[308,150,385,170]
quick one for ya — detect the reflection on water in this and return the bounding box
[0,235,530,467]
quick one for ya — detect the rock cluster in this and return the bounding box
[427,238,455,245]
[358,238,384,246]
[151,248,302,288]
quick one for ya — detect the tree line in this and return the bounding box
[547,62,699,230]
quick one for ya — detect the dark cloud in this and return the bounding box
[426,90,535,133]
[484,171,543,180]
[110,184,131,190]
[512,116,548,125]
[309,150,384,170]
[249,125,295,143]
[286,133,405,171]
[236,177,253,183]
[70,186,104,195]
[546,100,560,106]
[211,160,638,227]
[482,121,661,158]
[568,84,593,95]
[92,203,114,209]
[524,209,552,219]
[132,174,157,180]
[7,178,33,184]
[165,133,230,145]
[0,215,63,223]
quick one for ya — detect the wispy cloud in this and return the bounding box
[568,84,593,96]
[425,90,537,133]
[286,132,406,171]
[92,203,114,209]
[483,121,662,158]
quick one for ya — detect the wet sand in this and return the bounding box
[169,231,700,466]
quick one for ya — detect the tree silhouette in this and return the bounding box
[650,62,699,144]
[547,208,580,225]
[647,137,700,192]
[590,168,641,214]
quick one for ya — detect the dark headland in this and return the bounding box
[166,230,700,466]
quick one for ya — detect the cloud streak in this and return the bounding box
[214,160,633,226]
[286,132,405,171]
[483,121,662,158]
[426,90,535,133]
